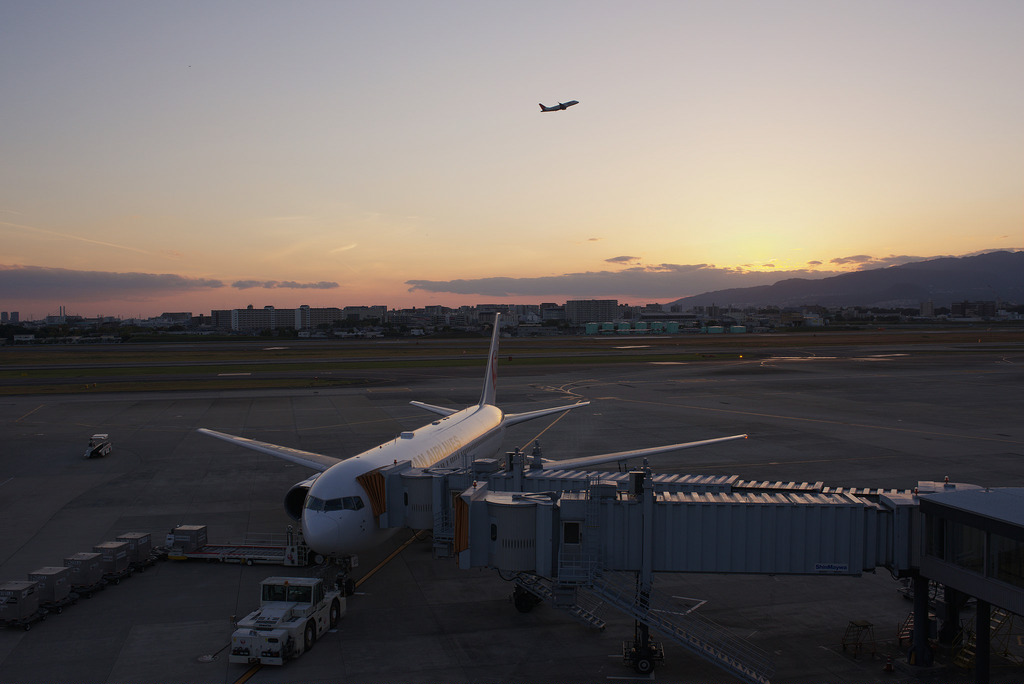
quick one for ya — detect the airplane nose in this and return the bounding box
[302,511,341,556]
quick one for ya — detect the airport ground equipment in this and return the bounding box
[116,532,158,571]
[229,576,344,665]
[372,452,932,682]
[63,552,105,598]
[167,525,312,566]
[84,433,111,459]
[0,581,46,631]
[94,541,132,584]
[27,567,75,613]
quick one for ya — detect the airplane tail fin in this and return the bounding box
[479,313,501,406]
[538,103,546,110]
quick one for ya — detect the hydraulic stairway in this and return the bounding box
[590,570,775,684]
[512,572,607,630]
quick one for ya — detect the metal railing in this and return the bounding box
[591,570,774,684]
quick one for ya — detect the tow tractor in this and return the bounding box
[230,576,344,665]
[84,434,111,459]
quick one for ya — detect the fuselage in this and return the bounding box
[301,403,505,556]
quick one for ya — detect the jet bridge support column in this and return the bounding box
[624,461,661,675]
[976,599,991,684]
[910,574,933,666]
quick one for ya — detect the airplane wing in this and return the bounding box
[409,401,459,417]
[541,434,747,471]
[197,428,342,472]
[503,401,590,427]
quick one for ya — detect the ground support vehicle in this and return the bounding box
[94,541,133,585]
[117,532,159,571]
[84,433,111,459]
[64,552,106,598]
[100,567,133,585]
[1,581,47,631]
[168,525,312,567]
[68,580,105,599]
[229,577,344,665]
[39,594,76,614]
[27,567,76,614]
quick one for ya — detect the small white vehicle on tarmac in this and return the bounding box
[230,576,343,665]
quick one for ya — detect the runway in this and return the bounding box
[1,341,1022,682]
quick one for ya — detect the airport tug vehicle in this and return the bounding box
[230,577,343,665]
[84,433,111,459]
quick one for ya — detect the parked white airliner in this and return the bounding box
[199,315,745,558]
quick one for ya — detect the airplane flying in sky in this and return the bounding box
[199,314,745,558]
[539,100,579,112]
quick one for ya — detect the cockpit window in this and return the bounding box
[304,495,364,511]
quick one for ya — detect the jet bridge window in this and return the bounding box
[992,533,1024,589]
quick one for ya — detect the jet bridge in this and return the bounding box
[371,452,934,683]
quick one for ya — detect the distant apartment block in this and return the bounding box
[951,301,997,318]
[212,305,359,332]
[564,299,619,325]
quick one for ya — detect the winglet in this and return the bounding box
[479,313,501,406]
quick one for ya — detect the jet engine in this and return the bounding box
[283,473,321,521]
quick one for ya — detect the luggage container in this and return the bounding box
[93,541,132,583]
[64,552,105,597]
[27,567,74,613]
[116,532,153,569]
[1,581,45,630]
[166,525,207,553]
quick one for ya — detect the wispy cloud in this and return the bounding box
[330,243,358,254]
[407,263,823,299]
[0,264,223,300]
[1,221,152,255]
[232,280,339,290]
[605,256,640,265]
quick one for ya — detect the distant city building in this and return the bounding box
[211,305,355,331]
[295,305,344,330]
[1,312,7,323]
[539,303,564,322]
[951,301,997,318]
[341,305,387,321]
[920,301,935,317]
[159,312,193,324]
[564,299,618,324]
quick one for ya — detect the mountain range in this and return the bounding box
[669,251,1024,309]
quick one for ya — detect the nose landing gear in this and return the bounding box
[316,554,358,596]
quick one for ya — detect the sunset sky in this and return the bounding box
[2,1,1022,319]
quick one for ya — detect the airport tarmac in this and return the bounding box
[2,341,1023,683]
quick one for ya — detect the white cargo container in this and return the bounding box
[27,566,72,611]
[0,581,43,630]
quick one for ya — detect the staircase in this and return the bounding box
[513,572,607,630]
[589,570,775,684]
[432,509,453,558]
[897,612,914,647]
[954,607,1014,668]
